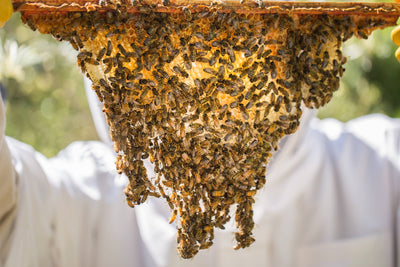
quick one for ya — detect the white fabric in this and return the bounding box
[0,92,17,264]
[1,89,400,266]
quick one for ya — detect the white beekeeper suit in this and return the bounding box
[0,76,400,267]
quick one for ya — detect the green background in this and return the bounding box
[1,11,400,157]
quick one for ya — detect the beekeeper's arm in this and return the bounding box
[0,90,62,266]
[0,96,18,265]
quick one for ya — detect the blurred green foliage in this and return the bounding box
[0,13,98,157]
[318,26,400,120]
[0,10,400,157]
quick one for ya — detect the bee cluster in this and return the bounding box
[21,3,389,258]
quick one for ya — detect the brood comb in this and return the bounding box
[14,0,400,258]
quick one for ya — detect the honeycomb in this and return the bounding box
[17,0,399,259]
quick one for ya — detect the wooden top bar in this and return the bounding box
[12,0,400,18]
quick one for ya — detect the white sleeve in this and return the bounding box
[0,94,62,266]
[1,139,123,267]
[316,113,400,171]
[0,100,17,264]
[316,114,400,262]
[0,96,127,267]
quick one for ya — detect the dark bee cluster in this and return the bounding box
[21,5,389,259]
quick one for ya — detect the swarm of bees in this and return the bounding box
[18,0,398,258]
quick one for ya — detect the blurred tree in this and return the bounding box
[318,26,400,120]
[0,13,98,157]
